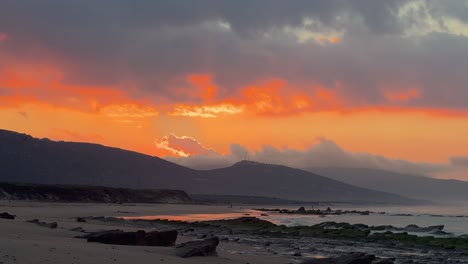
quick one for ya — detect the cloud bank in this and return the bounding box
[161,135,450,177]
[1,0,468,116]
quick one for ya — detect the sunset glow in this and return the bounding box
[1,0,468,180]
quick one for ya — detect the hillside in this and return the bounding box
[0,129,420,204]
[308,167,468,201]
[0,129,199,190]
[0,182,191,203]
[188,161,420,204]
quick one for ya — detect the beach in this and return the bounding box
[0,201,289,264]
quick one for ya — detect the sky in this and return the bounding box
[1,0,468,179]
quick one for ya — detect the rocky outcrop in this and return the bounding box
[0,212,15,219]
[85,230,178,246]
[301,252,377,264]
[0,182,191,204]
[175,237,219,258]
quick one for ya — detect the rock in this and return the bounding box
[26,219,57,228]
[0,212,15,220]
[373,260,394,264]
[293,251,302,257]
[297,207,306,214]
[38,222,58,229]
[76,217,87,223]
[145,230,178,246]
[86,230,177,246]
[301,252,376,264]
[175,237,219,258]
[70,227,85,232]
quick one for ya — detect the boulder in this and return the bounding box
[76,217,87,223]
[38,222,58,229]
[86,230,177,246]
[26,219,57,228]
[296,207,307,214]
[0,212,15,220]
[301,252,376,264]
[175,237,219,258]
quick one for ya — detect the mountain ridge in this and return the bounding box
[0,129,421,204]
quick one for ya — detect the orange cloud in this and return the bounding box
[100,104,159,118]
[240,79,342,116]
[187,74,218,101]
[168,77,344,117]
[318,36,341,44]
[170,103,244,118]
[330,36,341,44]
[385,88,421,103]
[0,62,159,123]
[155,133,214,157]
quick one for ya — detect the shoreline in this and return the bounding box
[1,201,468,264]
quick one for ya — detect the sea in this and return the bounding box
[123,203,468,236]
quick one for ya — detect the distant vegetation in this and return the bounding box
[0,182,191,203]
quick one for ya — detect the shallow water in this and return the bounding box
[123,203,468,236]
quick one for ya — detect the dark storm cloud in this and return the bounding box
[1,0,468,109]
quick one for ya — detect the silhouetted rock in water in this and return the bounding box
[301,252,376,264]
[175,237,219,258]
[85,230,177,246]
[76,217,87,223]
[297,207,306,214]
[0,212,15,219]
[387,224,444,233]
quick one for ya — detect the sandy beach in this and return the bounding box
[0,201,290,264]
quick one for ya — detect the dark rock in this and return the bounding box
[145,230,178,246]
[297,207,306,214]
[301,252,376,264]
[76,217,87,223]
[86,230,177,246]
[70,227,85,232]
[79,229,123,239]
[373,260,394,264]
[175,237,219,258]
[27,219,58,228]
[38,222,58,229]
[0,212,15,220]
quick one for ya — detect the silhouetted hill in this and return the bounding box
[0,182,191,203]
[308,167,468,202]
[0,129,198,190]
[0,129,420,204]
[188,161,420,204]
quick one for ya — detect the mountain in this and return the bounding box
[0,129,419,204]
[0,129,198,190]
[187,161,419,204]
[308,167,468,201]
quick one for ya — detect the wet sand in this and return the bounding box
[0,201,290,264]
